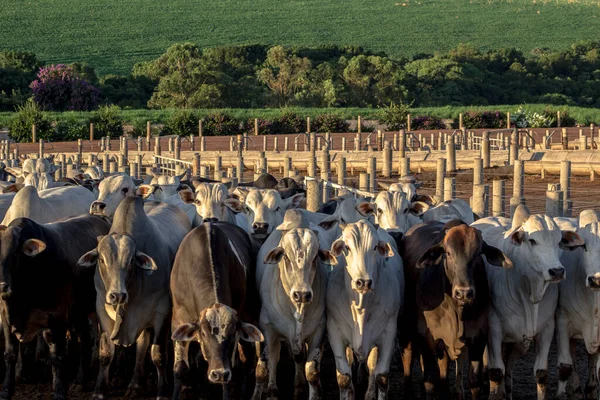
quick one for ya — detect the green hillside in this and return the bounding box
[1,0,598,75]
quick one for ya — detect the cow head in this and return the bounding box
[356,191,427,233]
[229,189,304,242]
[171,303,263,384]
[417,221,512,305]
[264,227,335,318]
[575,210,600,289]
[23,172,54,191]
[90,174,136,217]
[331,220,394,295]
[509,208,584,287]
[149,170,187,202]
[179,182,234,223]
[77,233,157,306]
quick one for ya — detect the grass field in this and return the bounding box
[1,0,598,75]
[2,105,599,129]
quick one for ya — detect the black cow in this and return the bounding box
[170,222,263,400]
[0,215,110,399]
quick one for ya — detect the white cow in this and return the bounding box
[473,205,584,400]
[422,199,475,225]
[2,185,96,225]
[0,193,16,223]
[252,210,336,400]
[327,220,404,399]
[178,182,242,227]
[90,173,137,217]
[556,210,600,398]
[355,190,426,233]
[148,170,187,202]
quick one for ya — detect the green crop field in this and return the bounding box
[1,0,598,75]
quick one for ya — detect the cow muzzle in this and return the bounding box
[252,222,270,236]
[208,368,231,384]
[90,201,107,216]
[548,267,566,282]
[588,275,600,290]
[107,291,128,305]
[203,217,219,223]
[292,290,313,304]
[0,282,11,299]
[353,278,373,294]
[453,286,475,304]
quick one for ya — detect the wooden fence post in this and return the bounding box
[306,179,321,212]
[436,158,446,199]
[509,160,525,217]
[446,135,456,172]
[90,123,95,141]
[492,180,505,217]
[560,160,572,217]
[444,177,455,201]
[32,124,37,143]
[368,157,376,192]
[38,139,44,159]
[359,172,369,192]
[472,184,489,218]
[337,156,346,187]
[473,157,483,186]
[545,183,563,217]
[400,157,410,178]
[382,141,392,178]
[482,131,491,168]
[510,129,518,165]
[154,137,161,156]
[562,128,569,150]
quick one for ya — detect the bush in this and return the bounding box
[313,113,349,133]
[31,64,99,111]
[411,115,446,130]
[458,111,506,129]
[54,118,88,141]
[202,112,242,136]
[9,99,53,142]
[243,112,307,135]
[163,110,199,136]
[378,101,411,130]
[89,104,123,137]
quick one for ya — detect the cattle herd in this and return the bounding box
[0,156,598,400]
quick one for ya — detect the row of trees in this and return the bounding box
[2,41,600,111]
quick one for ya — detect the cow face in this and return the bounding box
[179,182,232,223]
[77,233,157,305]
[171,304,263,384]
[510,214,584,283]
[231,189,304,242]
[357,191,426,233]
[575,221,600,289]
[24,172,54,191]
[331,220,394,295]
[150,170,187,202]
[418,222,512,305]
[90,174,136,217]
[264,228,334,317]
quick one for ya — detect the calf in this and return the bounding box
[170,222,263,399]
[252,210,335,400]
[78,196,190,399]
[327,220,404,400]
[0,215,110,399]
[398,220,511,399]
[473,205,584,400]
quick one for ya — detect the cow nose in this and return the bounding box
[108,292,127,305]
[588,276,600,289]
[549,267,566,281]
[90,201,107,215]
[209,368,231,383]
[454,288,474,301]
[355,279,373,293]
[203,217,218,223]
[252,222,269,234]
[292,291,312,303]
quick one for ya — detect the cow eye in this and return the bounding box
[195,200,201,205]
[244,206,251,213]
[122,187,128,194]
[377,208,383,214]
[529,239,537,246]
[275,206,281,212]
[340,218,346,224]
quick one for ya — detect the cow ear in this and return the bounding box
[49,165,60,174]
[317,249,337,265]
[409,201,429,216]
[482,242,513,268]
[413,194,432,204]
[285,193,304,209]
[3,183,24,193]
[136,184,159,199]
[377,241,395,258]
[264,247,285,264]
[171,322,200,341]
[417,244,445,268]
[135,251,158,272]
[22,239,46,257]
[331,239,347,257]
[176,170,188,181]
[318,218,337,231]
[510,230,526,246]
[77,249,99,267]
[356,202,375,217]
[177,184,191,193]
[224,198,244,213]
[178,188,195,204]
[239,322,264,343]
[560,230,585,251]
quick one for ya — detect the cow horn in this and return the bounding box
[378,182,390,190]
[579,210,600,229]
[511,204,530,229]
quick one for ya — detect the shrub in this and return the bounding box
[459,111,506,129]
[270,112,307,134]
[89,104,123,137]
[313,113,349,133]
[378,101,411,130]
[9,99,53,142]
[54,118,88,141]
[411,115,446,130]
[202,112,242,136]
[163,110,199,136]
[30,64,99,111]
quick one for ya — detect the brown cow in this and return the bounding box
[396,220,512,399]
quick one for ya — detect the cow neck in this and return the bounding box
[570,253,600,352]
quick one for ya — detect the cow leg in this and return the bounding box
[504,344,519,400]
[533,320,554,400]
[585,353,598,399]
[305,325,325,400]
[126,329,150,398]
[468,335,487,400]
[43,327,67,400]
[151,316,169,400]
[555,311,573,399]
[173,340,190,400]
[93,331,115,399]
[328,322,353,400]
[373,321,397,400]
[265,338,280,400]
[1,327,18,399]
[487,312,506,400]
[365,346,378,400]
[292,348,307,400]
[73,315,92,390]
[419,340,439,400]
[455,353,465,400]
[437,351,450,400]
[401,341,414,399]
[252,323,280,400]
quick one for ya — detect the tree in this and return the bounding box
[30,64,99,111]
[340,55,405,106]
[0,51,41,111]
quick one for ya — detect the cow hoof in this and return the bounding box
[126,383,143,398]
[91,394,105,400]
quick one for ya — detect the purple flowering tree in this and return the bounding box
[30,64,99,111]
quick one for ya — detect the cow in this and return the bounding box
[555,210,600,398]
[178,182,240,225]
[170,222,263,399]
[398,220,512,399]
[354,190,427,233]
[0,214,110,400]
[472,205,585,400]
[238,172,279,189]
[77,196,190,399]
[422,199,476,225]
[252,210,336,400]
[327,219,404,400]
[2,185,96,226]
[90,173,137,218]
[148,169,188,202]
[0,193,16,223]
